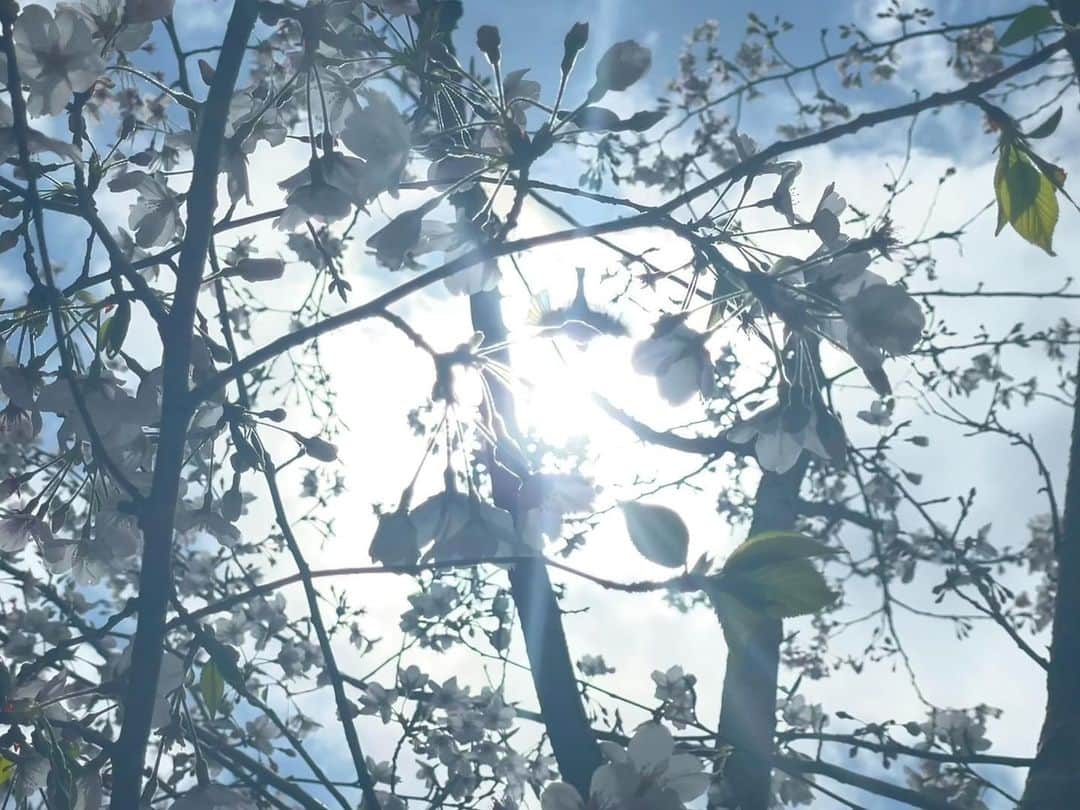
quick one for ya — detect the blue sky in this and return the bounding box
[2,0,1075,807]
[161,1,1078,807]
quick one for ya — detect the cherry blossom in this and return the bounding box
[64,0,153,52]
[368,0,420,17]
[13,4,105,116]
[726,399,846,474]
[518,473,596,548]
[120,172,186,247]
[170,785,255,810]
[340,90,411,201]
[541,723,709,810]
[632,316,714,405]
[0,2,1066,808]
[0,512,51,552]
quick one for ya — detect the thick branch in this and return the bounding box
[110,3,259,805]
[780,730,1033,768]
[1021,344,1080,806]
[712,464,807,810]
[469,276,603,795]
[775,754,952,810]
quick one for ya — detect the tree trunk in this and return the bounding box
[424,0,603,792]
[1021,348,1080,807]
[469,287,604,795]
[110,3,259,805]
[712,464,806,810]
[1019,6,1080,802]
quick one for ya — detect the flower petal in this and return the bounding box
[628,723,674,774]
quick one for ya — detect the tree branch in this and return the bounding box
[186,38,1068,410]
[110,2,260,805]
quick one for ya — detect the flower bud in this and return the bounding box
[588,40,651,102]
[197,58,216,86]
[561,22,589,76]
[236,257,286,282]
[301,435,338,463]
[476,25,501,67]
[221,484,243,523]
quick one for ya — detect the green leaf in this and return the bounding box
[994,143,1059,255]
[1026,106,1062,139]
[998,6,1055,47]
[194,628,246,693]
[572,106,622,132]
[622,109,666,132]
[704,587,763,645]
[102,297,131,358]
[717,558,835,618]
[708,532,835,619]
[0,758,13,786]
[722,531,832,574]
[200,661,227,718]
[620,501,689,568]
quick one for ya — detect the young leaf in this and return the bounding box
[715,557,835,618]
[706,588,767,645]
[994,143,1059,255]
[623,109,667,132]
[708,532,835,619]
[567,107,666,133]
[199,661,227,718]
[102,297,131,358]
[197,631,246,693]
[620,501,689,568]
[237,257,285,282]
[998,6,1055,47]
[721,531,832,575]
[0,227,20,254]
[1026,106,1062,139]
[572,105,621,132]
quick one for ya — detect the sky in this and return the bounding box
[3,0,1078,808]
[305,1,1076,806]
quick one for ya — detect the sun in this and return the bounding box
[513,337,618,444]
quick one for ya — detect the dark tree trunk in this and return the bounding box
[713,464,806,810]
[469,287,604,795]
[423,0,603,793]
[109,3,259,805]
[1020,6,1080,803]
[1021,348,1080,807]
[1049,0,1080,76]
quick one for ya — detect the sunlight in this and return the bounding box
[513,335,628,448]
